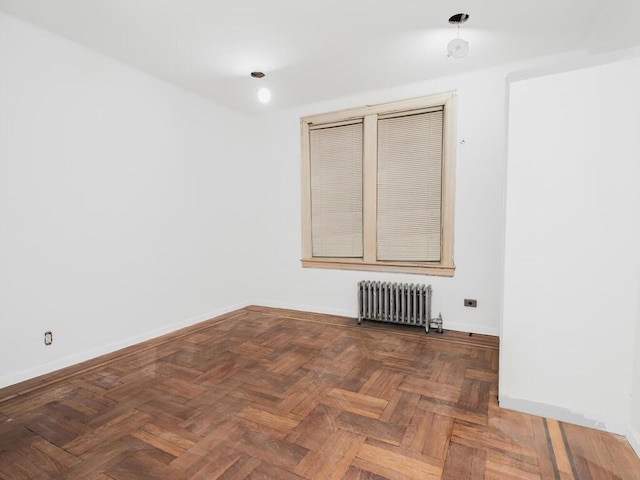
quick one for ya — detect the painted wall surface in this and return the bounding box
[501,55,640,434]
[250,65,520,336]
[631,289,640,455]
[0,12,258,388]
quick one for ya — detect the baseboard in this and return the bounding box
[0,301,249,390]
[441,321,499,337]
[499,395,627,435]
[627,426,640,458]
[252,300,354,320]
[253,300,499,336]
[0,300,499,390]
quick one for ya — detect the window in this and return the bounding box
[301,93,456,276]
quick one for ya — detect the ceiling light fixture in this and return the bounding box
[447,13,470,59]
[251,71,271,104]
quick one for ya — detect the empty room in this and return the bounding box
[1,1,640,478]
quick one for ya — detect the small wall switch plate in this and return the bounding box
[44,331,53,345]
[464,299,477,308]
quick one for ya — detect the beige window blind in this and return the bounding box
[310,122,364,257]
[377,110,443,261]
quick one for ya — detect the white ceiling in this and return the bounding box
[0,1,624,113]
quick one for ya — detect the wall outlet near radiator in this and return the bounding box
[464,299,478,308]
[44,331,53,345]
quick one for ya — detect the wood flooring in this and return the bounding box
[1,306,639,479]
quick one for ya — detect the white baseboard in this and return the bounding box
[0,301,249,390]
[252,299,354,319]
[253,300,499,336]
[627,426,640,459]
[1,300,498,390]
[499,395,627,435]
[441,321,499,336]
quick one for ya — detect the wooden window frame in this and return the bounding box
[301,92,456,277]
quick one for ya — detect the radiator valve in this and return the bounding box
[429,313,444,334]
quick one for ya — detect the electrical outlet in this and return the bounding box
[464,299,477,308]
[44,331,53,345]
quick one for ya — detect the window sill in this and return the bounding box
[301,258,455,277]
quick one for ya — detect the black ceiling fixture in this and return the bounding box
[448,13,470,24]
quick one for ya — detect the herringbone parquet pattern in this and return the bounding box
[1,306,639,479]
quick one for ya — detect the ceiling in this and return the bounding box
[0,1,623,113]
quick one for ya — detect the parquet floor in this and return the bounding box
[1,306,639,479]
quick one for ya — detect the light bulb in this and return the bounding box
[447,38,469,59]
[257,86,271,104]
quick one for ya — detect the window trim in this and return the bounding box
[301,92,457,277]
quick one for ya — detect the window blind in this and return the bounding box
[377,110,443,261]
[310,122,364,257]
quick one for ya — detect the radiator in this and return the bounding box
[357,280,443,333]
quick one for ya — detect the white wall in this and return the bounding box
[631,288,640,454]
[0,12,258,388]
[501,55,640,434]
[249,65,520,336]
